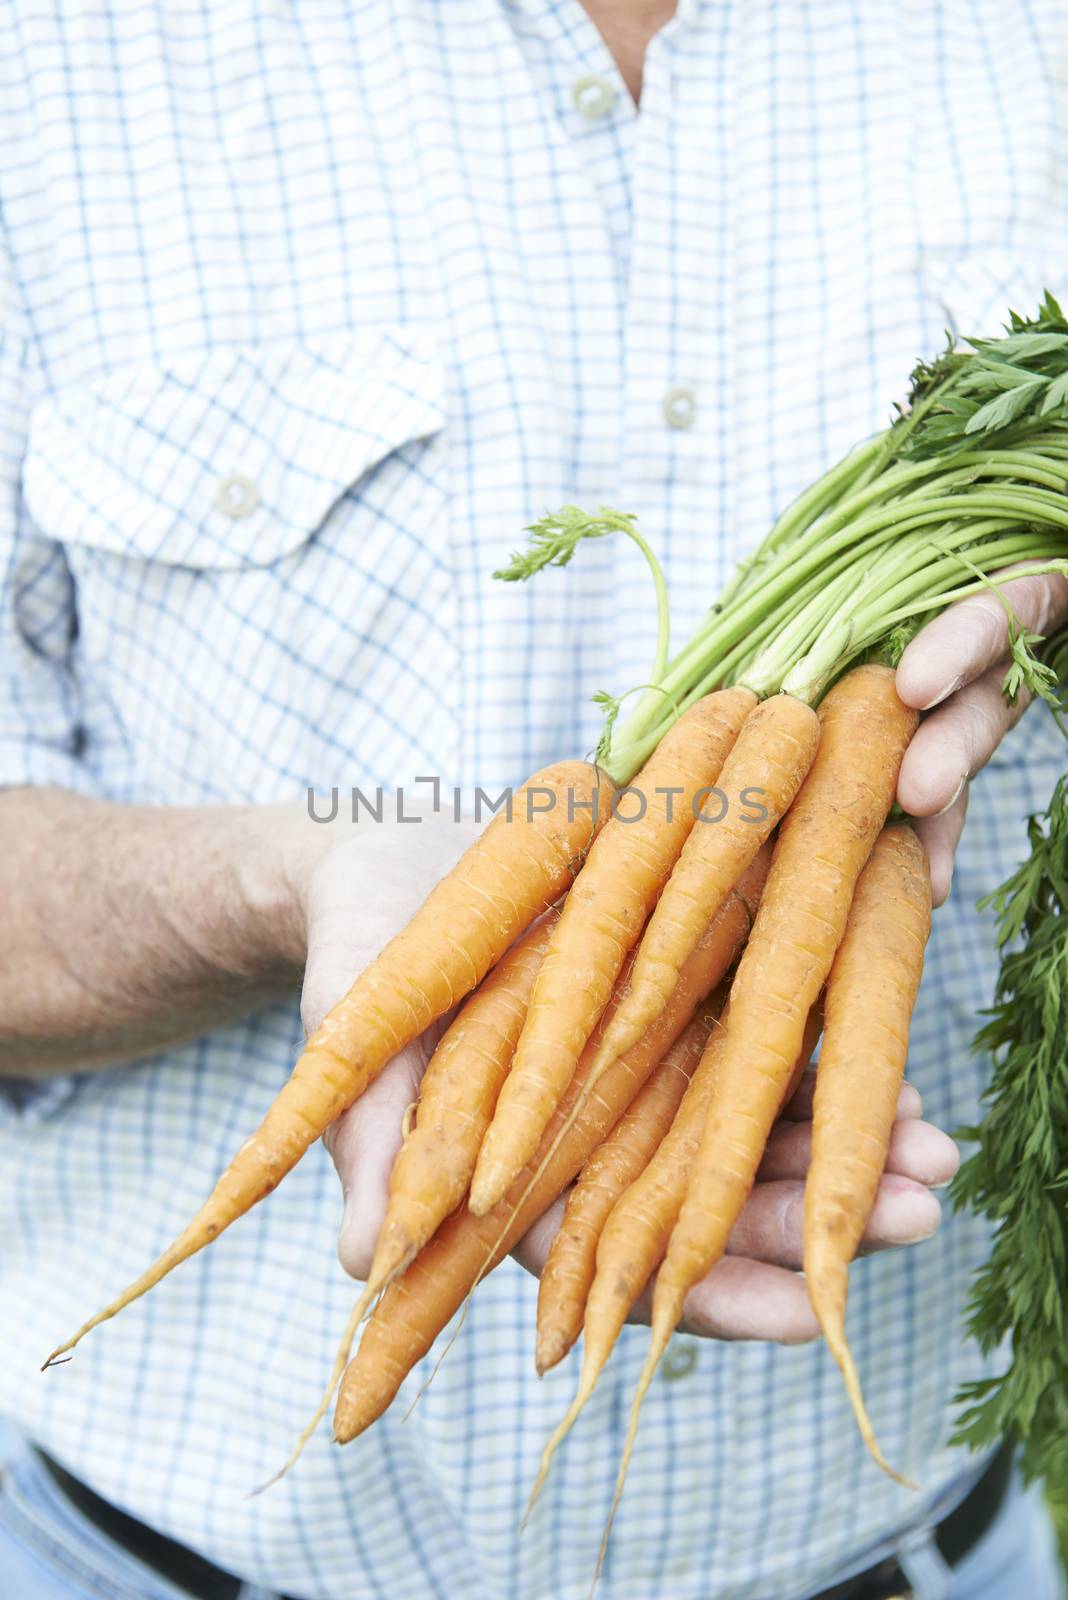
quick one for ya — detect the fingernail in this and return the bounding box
[933,775,967,817]
[892,1215,941,1248]
[919,674,964,712]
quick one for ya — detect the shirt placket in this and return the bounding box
[477,0,652,776]
[613,4,740,693]
[504,0,638,293]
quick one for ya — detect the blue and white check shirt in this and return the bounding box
[2,4,1067,1597]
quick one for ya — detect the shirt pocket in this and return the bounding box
[20,332,459,800]
[22,330,445,570]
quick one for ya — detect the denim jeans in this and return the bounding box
[946,1467,1065,1600]
[0,1422,1063,1600]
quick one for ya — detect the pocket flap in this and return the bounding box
[22,331,445,569]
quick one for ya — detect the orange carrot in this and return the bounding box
[534,995,722,1376]
[255,915,559,1490]
[589,693,819,1079]
[45,761,608,1367]
[804,824,931,1480]
[781,994,825,1109]
[469,690,756,1215]
[597,664,916,1574]
[370,913,555,1300]
[331,849,769,1445]
[525,999,822,1515]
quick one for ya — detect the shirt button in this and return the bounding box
[573,74,616,120]
[215,474,260,519]
[661,1340,698,1382]
[663,387,698,430]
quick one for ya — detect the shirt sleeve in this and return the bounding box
[0,215,91,1124]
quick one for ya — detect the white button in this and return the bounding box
[663,387,697,430]
[215,474,260,519]
[661,1340,698,1382]
[573,75,616,120]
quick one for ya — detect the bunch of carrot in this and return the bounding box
[45,298,1068,1574]
[44,665,930,1513]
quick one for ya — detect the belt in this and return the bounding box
[37,1449,296,1600]
[37,1438,1013,1600]
[807,1438,1015,1600]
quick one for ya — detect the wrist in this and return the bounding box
[164,800,313,985]
[230,802,321,975]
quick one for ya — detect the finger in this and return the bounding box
[781,1070,923,1124]
[854,1175,943,1255]
[328,1043,428,1280]
[758,1115,959,1186]
[898,661,1029,820]
[911,782,968,907]
[511,1192,570,1278]
[725,1174,942,1269]
[627,1256,820,1344]
[896,569,1068,711]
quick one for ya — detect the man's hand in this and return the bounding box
[511,1070,958,1345]
[328,1020,957,1344]
[289,805,482,1278]
[896,569,1068,905]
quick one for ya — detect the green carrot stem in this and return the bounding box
[782,550,1068,701]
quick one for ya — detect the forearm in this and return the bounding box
[0,787,308,1073]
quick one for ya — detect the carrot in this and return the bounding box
[525,999,822,1515]
[596,664,916,1576]
[254,915,560,1491]
[370,913,556,1300]
[534,995,722,1377]
[804,824,931,1481]
[44,761,608,1367]
[331,849,768,1446]
[470,689,756,1216]
[780,991,827,1099]
[589,693,819,1079]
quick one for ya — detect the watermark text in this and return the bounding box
[306,778,769,827]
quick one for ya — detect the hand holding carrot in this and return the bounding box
[511,1070,957,1345]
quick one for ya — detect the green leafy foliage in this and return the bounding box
[1002,624,1061,709]
[902,292,1068,458]
[493,505,674,780]
[966,379,1048,435]
[493,506,642,582]
[951,776,1068,1505]
[590,689,623,769]
[908,299,1068,451]
[880,617,926,667]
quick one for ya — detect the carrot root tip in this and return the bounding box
[534,1328,570,1376]
[823,1319,917,1489]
